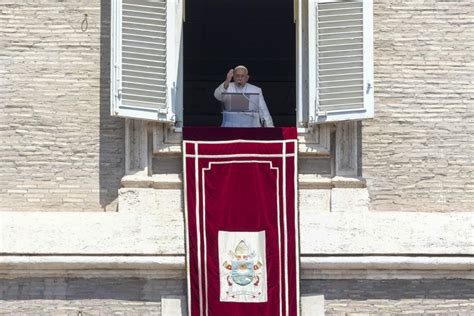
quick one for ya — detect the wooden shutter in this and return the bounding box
[111,0,183,122]
[308,0,373,123]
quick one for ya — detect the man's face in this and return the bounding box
[233,68,249,87]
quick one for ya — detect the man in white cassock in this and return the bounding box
[214,65,274,128]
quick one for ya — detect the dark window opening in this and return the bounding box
[183,0,296,127]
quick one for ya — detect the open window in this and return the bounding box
[183,0,296,127]
[111,0,373,127]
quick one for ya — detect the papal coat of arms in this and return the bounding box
[218,231,267,303]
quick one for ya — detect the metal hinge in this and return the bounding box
[366,83,372,94]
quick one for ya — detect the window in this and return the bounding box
[183,0,296,127]
[111,0,373,127]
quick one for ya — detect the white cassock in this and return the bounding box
[214,82,274,128]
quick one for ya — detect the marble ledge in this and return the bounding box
[121,174,367,190]
[1,256,472,280]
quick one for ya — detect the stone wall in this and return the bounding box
[2,0,473,213]
[0,278,185,315]
[363,0,474,212]
[0,1,124,212]
[303,279,474,314]
[1,278,473,314]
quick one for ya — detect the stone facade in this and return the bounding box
[0,1,124,212]
[363,0,474,212]
[1,0,473,315]
[1,278,473,315]
[0,278,184,315]
[303,279,474,314]
[1,1,472,212]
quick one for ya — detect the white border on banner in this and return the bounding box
[293,139,300,316]
[283,142,289,315]
[187,139,296,145]
[183,142,192,316]
[203,161,280,314]
[195,143,204,316]
[184,139,299,316]
[186,154,295,158]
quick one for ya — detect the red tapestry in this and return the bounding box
[183,127,299,316]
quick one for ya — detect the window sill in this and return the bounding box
[121,173,366,190]
[152,123,332,156]
[299,175,366,189]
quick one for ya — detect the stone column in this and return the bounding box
[335,121,359,177]
[125,118,151,176]
[332,121,368,212]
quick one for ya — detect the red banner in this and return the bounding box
[184,127,299,316]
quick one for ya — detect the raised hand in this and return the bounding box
[224,69,234,89]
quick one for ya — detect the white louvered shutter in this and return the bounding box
[308,0,373,123]
[111,0,183,122]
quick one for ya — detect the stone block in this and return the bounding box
[299,189,331,213]
[118,188,159,213]
[301,295,325,316]
[330,188,369,212]
[161,295,186,316]
[118,188,182,214]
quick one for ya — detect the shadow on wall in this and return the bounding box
[301,279,474,300]
[99,1,125,211]
[0,278,185,302]
[2,278,473,301]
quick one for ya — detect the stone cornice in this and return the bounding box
[121,174,367,189]
[1,256,472,279]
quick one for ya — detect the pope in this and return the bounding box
[214,65,274,128]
